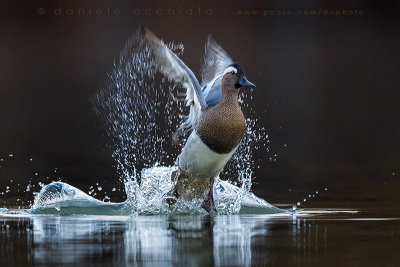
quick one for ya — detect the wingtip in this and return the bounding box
[138,25,147,37]
[206,35,221,48]
[142,27,160,43]
[205,35,215,49]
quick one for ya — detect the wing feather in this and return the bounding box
[143,28,206,142]
[200,36,233,87]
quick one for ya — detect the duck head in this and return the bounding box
[222,62,256,90]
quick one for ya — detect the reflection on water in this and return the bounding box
[1,211,400,266]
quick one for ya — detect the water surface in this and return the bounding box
[1,209,399,266]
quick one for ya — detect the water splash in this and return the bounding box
[30,167,283,215]
[92,30,183,179]
[31,29,278,215]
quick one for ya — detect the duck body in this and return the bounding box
[180,92,246,173]
[176,97,246,203]
[173,66,252,212]
[143,28,255,212]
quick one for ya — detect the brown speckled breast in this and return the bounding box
[197,101,246,154]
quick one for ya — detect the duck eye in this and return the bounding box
[231,71,235,75]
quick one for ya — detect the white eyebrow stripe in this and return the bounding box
[222,66,238,76]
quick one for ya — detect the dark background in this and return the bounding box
[1,0,399,209]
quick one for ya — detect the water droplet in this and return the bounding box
[297,202,301,206]
[112,188,116,192]
[29,158,33,162]
[324,188,327,191]
[97,186,102,191]
[8,154,13,158]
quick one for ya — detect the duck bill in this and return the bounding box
[237,76,256,88]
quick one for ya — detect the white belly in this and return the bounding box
[178,131,237,178]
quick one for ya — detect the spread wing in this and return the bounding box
[200,36,233,87]
[143,28,206,142]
